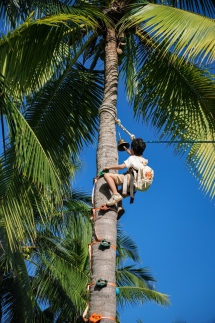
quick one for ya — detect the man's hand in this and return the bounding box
[102,167,110,171]
[98,168,109,177]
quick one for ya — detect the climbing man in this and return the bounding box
[103,138,147,208]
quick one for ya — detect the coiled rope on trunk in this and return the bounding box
[98,103,135,140]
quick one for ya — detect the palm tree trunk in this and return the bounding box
[90,28,119,322]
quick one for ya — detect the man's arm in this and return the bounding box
[103,163,126,171]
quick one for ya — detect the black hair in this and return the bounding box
[131,138,146,155]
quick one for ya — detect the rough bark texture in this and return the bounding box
[90,28,119,323]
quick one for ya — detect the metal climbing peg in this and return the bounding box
[96,278,108,287]
[89,313,102,322]
[100,239,111,248]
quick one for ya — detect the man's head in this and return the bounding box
[131,138,146,156]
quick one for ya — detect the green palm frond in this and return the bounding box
[0,62,102,248]
[24,64,103,181]
[0,13,104,250]
[47,188,92,243]
[0,225,7,269]
[0,0,60,29]
[119,3,215,63]
[119,32,139,103]
[86,36,107,71]
[0,0,29,29]
[117,225,141,263]
[0,9,107,96]
[0,0,112,30]
[116,264,168,310]
[1,251,34,323]
[0,147,64,251]
[1,185,93,322]
[2,100,62,199]
[31,252,86,317]
[151,0,215,17]
[117,286,170,307]
[186,134,215,197]
[31,262,87,320]
[31,229,90,318]
[40,196,92,270]
[116,266,156,287]
[115,228,170,312]
[134,51,215,132]
[0,89,64,247]
[133,47,215,197]
[66,188,92,205]
[0,147,57,250]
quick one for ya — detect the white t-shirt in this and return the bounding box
[124,155,148,170]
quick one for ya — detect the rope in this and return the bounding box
[82,303,116,322]
[88,282,116,288]
[99,107,214,145]
[99,105,135,141]
[91,207,117,238]
[114,116,215,144]
[115,118,135,140]
[145,140,215,144]
[89,207,117,270]
[98,103,117,119]
[89,241,116,271]
[88,154,118,323]
[90,240,116,250]
[83,311,115,323]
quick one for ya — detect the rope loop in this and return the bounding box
[115,118,135,140]
[89,281,116,288]
[83,311,115,322]
[98,103,117,119]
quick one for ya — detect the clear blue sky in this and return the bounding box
[75,84,215,323]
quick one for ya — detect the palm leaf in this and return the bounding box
[157,0,215,17]
[117,286,170,307]
[0,0,112,30]
[119,3,215,64]
[0,150,47,250]
[0,10,107,96]
[0,0,30,29]
[133,45,215,198]
[1,251,34,323]
[0,163,61,250]
[0,119,66,250]
[1,185,93,322]
[24,64,103,183]
[116,266,156,287]
[186,134,215,197]
[1,93,63,200]
[30,227,91,319]
[0,62,102,249]
[66,188,92,205]
[117,225,141,263]
[83,37,97,64]
[88,37,106,71]
[119,32,139,103]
